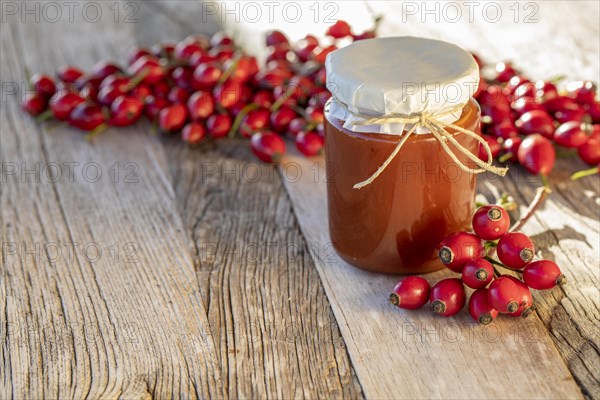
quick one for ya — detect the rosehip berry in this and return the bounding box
[192,63,222,90]
[314,45,337,64]
[535,80,559,102]
[159,104,188,133]
[250,131,286,164]
[438,232,484,273]
[578,136,600,165]
[389,276,431,310]
[206,113,232,139]
[22,93,47,116]
[30,73,56,98]
[211,31,234,47]
[128,55,165,85]
[505,276,535,318]
[167,87,190,104]
[91,61,122,82]
[187,91,215,121]
[523,260,567,290]
[462,258,494,289]
[554,121,590,148]
[49,90,85,120]
[478,135,501,162]
[468,288,498,325]
[501,136,523,162]
[586,102,600,124]
[171,66,193,90]
[109,95,143,127]
[472,205,510,240]
[213,81,243,109]
[127,47,152,65]
[497,232,535,270]
[182,122,207,145]
[69,103,105,131]
[326,20,352,39]
[241,108,271,138]
[296,131,325,157]
[174,38,205,61]
[511,97,545,117]
[270,106,297,133]
[569,81,597,106]
[265,30,289,46]
[515,110,555,139]
[490,121,519,139]
[487,276,519,313]
[518,134,556,176]
[430,278,466,317]
[288,118,308,137]
[494,62,517,83]
[57,65,83,84]
[144,95,169,121]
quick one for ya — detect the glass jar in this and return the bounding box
[324,99,480,274]
[323,36,484,274]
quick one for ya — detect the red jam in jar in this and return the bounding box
[324,37,486,274]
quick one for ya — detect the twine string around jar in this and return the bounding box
[331,98,509,189]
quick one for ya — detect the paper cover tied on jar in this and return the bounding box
[323,36,507,275]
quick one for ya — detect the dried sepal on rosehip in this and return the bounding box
[505,276,535,318]
[389,276,431,310]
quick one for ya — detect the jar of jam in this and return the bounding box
[323,37,497,275]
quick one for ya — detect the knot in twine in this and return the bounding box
[332,98,508,189]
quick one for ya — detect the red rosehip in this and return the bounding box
[69,103,105,131]
[523,260,567,290]
[296,131,325,157]
[240,108,271,138]
[187,91,215,121]
[554,121,591,148]
[182,122,207,145]
[462,258,494,289]
[518,134,556,176]
[131,84,152,101]
[109,95,143,127]
[57,65,84,84]
[213,81,243,109]
[511,97,545,117]
[497,232,535,270]
[501,136,523,162]
[144,95,170,121]
[171,66,193,90]
[30,73,56,98]
[535,80,559,103]
[91,61,122,81]
[438,232,484,273]
[472,205,510,240]
[127,47,152,65]
[490,121,519,139]
[578,137,600,165]
[174,38,205,61]
[515,110,555,139]
[206,113,232,139]
[479,135,501,162]
[554,105,587,124]
[159,104,188,133]
[389,276,431,310]
[494,62,517,83]
[167,87,190,104]
[270,106,297,133]
[326,20,352,39]
[586,102,600,124]
[487,276,519,313]
[505,276,535,318]
[468,288,498,325]
[49,90,85,121]
[128,55,165,85]
[22,93,47,116]
[569,81,597,106]
[211,31,234,47]
[250,131,286,164]
[430,278,466,317]
[192,63,222,90]
[265,30,289,46]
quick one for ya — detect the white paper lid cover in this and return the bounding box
[325,36,479,134]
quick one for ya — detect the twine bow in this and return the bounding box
[332,98,509,189]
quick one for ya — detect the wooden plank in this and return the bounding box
[0,7,225,399]
[276,1,598,398]
[130,2,364,397]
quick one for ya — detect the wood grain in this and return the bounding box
[276,1,599,399]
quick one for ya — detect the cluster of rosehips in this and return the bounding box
[472,57,600,180]
[22,20,378,163]
[390,204,566,325]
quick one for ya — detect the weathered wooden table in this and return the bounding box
[1,1,598,398]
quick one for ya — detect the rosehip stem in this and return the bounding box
[227,102,259,138]
[45,120,68,132]
[129,67,150,89]
[571,166,599,180]
[270,88,296,113]
[509,185,552,233]
[218,54,241,85]
[35,109,54,123]
[492,266,502,278]
[85,123,109,142]
[498,152,513,163]
[485,256,524,275]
